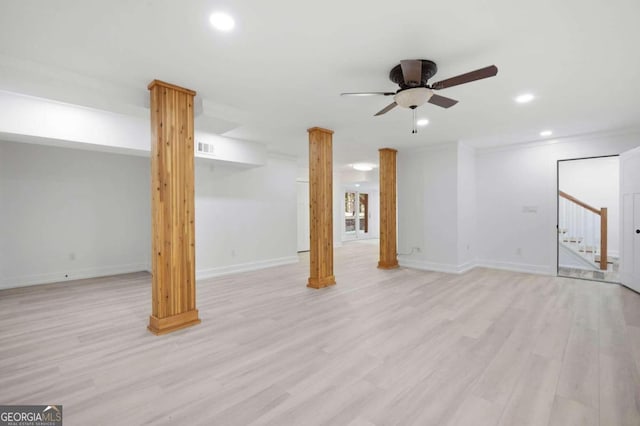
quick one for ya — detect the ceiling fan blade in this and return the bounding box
[431,65,498,90]
[428,94,458,108]
[400,60,422,86]
[374,102,398,116]
[341,92,395,96]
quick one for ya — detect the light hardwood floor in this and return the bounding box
[1,242,639,425]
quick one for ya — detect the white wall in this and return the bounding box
[296,181,310,252]
[0,140,150,288]
[397,143,461,272]
[333,173,343,247]
[0,141,298,288]
[476,132,640,275]
[559,156,620,256]
[194,154,298,278]
[457,143,477,267]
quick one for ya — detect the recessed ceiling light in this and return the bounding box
[209,12,235,31]
[352,163,374,172]
[355,184,360,187]
[515,93,535,103]
[540,130,553,137]
[417,119,429,126]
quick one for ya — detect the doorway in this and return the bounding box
[557,155,620,283]
[344,191,369,240]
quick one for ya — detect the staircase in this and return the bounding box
[558,191,608,271]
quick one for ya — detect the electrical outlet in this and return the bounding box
[516,247,522,255]
[231,249,236,258]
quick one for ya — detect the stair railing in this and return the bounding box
[558,190,608,270]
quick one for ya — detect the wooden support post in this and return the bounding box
[361,193,369,233]
[600,207,608,270]
[378,148,399,269]
[147,80,200,335]
[307,127,336,289]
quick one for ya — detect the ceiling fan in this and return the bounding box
[341,59,498,132]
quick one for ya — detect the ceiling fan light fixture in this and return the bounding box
[393,87,433,109]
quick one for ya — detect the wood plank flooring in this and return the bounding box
[1,241,639,425]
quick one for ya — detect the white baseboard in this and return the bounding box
[558,263,597,271]
[398,258,477,274]
[0,262,150,290]
[2,256,301,290]
[456,261,478,274]
[196,256,299,281]
[476,260,555,276]
[398,257,555,276]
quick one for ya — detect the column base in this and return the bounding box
[148,309,201,335]
[377,261,399,269]
[307,276,336,289]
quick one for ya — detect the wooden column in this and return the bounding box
[147,80,200,335]
[307,127,336,289]
[378,148,399,269]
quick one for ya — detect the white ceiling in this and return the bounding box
[1,0,640,168]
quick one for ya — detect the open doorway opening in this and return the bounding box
[557,155,620,283]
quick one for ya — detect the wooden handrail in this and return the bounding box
[558,191,601,215]
[600,208,608,271]
[558,190,608,270]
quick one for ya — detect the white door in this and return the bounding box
[621,147,640,292]
[296,181,310,252]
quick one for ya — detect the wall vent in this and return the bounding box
[196,141,215,156]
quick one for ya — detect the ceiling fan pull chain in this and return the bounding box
[412,108,417,134]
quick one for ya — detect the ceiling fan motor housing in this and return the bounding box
[389,59,438,88]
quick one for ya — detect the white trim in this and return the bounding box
[476,260,554,276]
[267,150,298,161]
[196,256,299,281]
[0,263,150,290]
[398,258,477,274]
[403,141,457,154]
[476,128,640,155]
[456,261,478,274]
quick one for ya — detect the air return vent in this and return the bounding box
[196,141,215,156]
